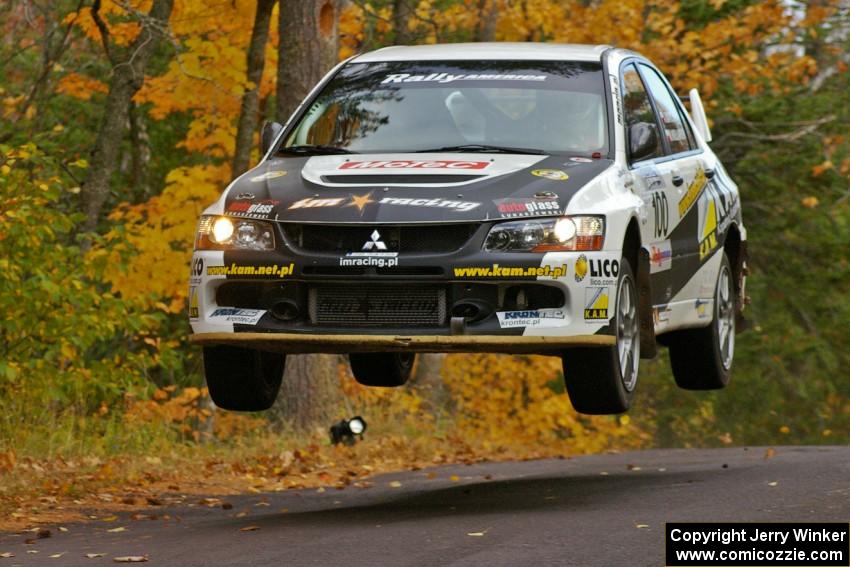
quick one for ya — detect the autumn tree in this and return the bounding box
[80,0,174,232]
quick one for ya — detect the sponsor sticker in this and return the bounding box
[588,257,620,286]
[494,197,561,218]
[649,241,673,273]
[453,264,567,279]
[381,73,547,85]
[609,74,623,125]
[346,192,375,214]
[188,287,199,320]
[569,157,594,163]
[190,256,204,284]
[584,287,610,321]
[574,254,588,282]
[653,304,671,327]
[339,160,489,170]
[206,262,295,279]
[497,309,567,329]
[531,169,569,181]
[677,167,706,217]
[698,189,719,261]
[695,298,711,319]
[250,170,287,182]
[340,230,399,268]
[226,199,280,219]
[378,196,480,212]
[209,308,266,325]
[289,197,345,209]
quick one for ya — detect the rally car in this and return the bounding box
[189,42,747,415]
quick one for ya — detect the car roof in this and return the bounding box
[352,42,612,63]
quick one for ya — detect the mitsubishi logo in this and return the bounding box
[362,230,387,251]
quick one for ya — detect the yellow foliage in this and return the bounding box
[56,73,109,100]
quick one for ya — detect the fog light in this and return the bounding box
[330,416,367,445]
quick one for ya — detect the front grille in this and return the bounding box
[322,174,484,184]
[309,284,446,327]
[283,223,478,254]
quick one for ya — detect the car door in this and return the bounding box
[619,62,681,307]
[635,63,705,305]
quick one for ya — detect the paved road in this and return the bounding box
[1,446,848,566]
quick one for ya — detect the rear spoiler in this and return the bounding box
[679,89,712,143]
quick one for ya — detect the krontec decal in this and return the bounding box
[677,167,707,217]
[340,230,399,268]
[584,287,610,321]
[453,264,567,279]
[497,309,567,329]
[378,197,480,212]
[494,198,561,218]
[226,199,280,219]
[381,73,546,84]
[206,263,295,278]
[249,170,287,182]
[339,160,489,170]
[209,308,266,325]
[531,169,569,181]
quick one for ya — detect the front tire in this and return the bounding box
[203,346,285,411]
[563,257,640,414]
[349,353,415,387]
[668,252,735,390]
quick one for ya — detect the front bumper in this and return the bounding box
[190,331,614,354]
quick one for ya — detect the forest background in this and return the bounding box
[1,0,848,524]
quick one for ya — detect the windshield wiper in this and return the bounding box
[278,144,356,155]
[415,144,545,155]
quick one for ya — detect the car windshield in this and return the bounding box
[282,60,608,156]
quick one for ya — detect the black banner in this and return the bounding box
[666,522,849,566]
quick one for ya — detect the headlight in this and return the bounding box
[484,216,604,252]
[195,215,275,250]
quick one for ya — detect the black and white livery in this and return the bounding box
[189,43,748,414]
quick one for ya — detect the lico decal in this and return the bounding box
[381,73,547,85]
[250,170,287,182]
[531,169,569,181]
[574,255,619,285]
[494,198,561,218]
[677,167,706,217]
[209,308,266,325]
[453,264,567,279]
[649,241,672,274]
[496,309,567,329]
[206,262,295,278]
[339,160,489,170]
[584,287,610,321]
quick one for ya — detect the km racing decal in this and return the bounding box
[584,287,610,321]
[453,264,567,279]
[290,194,481,212]
[497,309,567,329]
[207,263,295,278]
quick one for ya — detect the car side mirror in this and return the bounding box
[260,121,284,155]
[629,122,659,163]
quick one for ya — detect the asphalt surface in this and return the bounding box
[1,446,848,566]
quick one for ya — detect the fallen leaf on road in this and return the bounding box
[49,553,65,558]
[103,516,118,522]
[389,481,402,488]
[764,448,776,460]
[467,528,490,537]
[85,553,106,558]
[450,475,460,482]
[113,556,148,563]
[235,511,247,518]
[240,526,260,532]
[426,472,437,479]
[767,481,778,487]
[58,527,68,532]
[626,464,641,471]
[107,527,127,533]
[27,550,39,554]
[0,552,14,558]
[636,524,650,529]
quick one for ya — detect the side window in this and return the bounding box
[639,64,693,154]
[621,63,662,161]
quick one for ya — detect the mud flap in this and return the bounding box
[734,240,750,332]
[637,247,657,359]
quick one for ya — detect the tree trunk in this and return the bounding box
[276,0,339,124]
[475,0,499,42]
[232,0,276,177]
[393,0,416,44]
[80,0,174,233]
[274,0,342,431]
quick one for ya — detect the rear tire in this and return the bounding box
[563,257,640,414]
[349,353,415,387]
[668,252,735,390]
[203,346,285,411]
